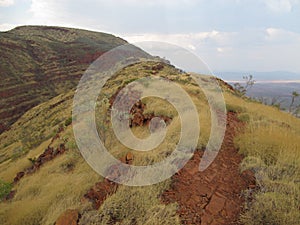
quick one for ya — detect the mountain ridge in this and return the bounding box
[0,25,127,134]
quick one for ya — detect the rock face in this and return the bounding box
[55,209,80,225]
[162,112,256,225]
[109,79,172,129]
[0,26,126,134]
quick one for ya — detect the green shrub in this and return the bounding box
[226,104,245,113]
[123,78,137,85]
[0,179,12,201]
[28,157,37,164]
[64,117,72,127]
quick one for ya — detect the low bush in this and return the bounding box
[0,180,12,201]
[226,104,246,113]
[64,117,72,127]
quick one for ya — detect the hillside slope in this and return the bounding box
[0,60,299,225]
[0,27,299,225]
[0,26,126,133]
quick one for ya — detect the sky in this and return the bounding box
[1,0,300,75]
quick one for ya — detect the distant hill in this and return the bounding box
[0,26,127,134]
[245,83,300,112]
[217,71,300,82]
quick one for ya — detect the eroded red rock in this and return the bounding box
[55,209,80,225]
[84,179,118,210]
[13,128,67,185]
[13,171,25,183]
[3,190,16,201]
[109,86,172,128]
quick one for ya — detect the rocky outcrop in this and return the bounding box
[83,179,118,210]
[13,143,67,183]
[129,100,172,127]
[83,152,136,210]
[13,126,67,184]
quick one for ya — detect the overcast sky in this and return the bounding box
[1,0,300,74]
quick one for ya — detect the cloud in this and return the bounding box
[26,0,110,32]
[187,44,196,50]
[106,0,197,7]
[0,0,299,72]
[123,28,300,72]
[0,0,14,7]
[263,0,299,12]
[27,0,197,25]
[265,27,300,43]
[0,23,17,31]
[28,0,69,24]
[123,31,237,51]
[217,47,224,53]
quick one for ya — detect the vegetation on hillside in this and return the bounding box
[225,93,300,224]
[233,75,255,96]
[0,61,211,224]
[0,30,299,224]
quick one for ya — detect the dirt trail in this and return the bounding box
[162,112,256,225]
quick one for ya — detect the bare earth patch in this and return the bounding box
[161,112,256,225]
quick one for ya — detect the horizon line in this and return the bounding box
[224,80,300,84]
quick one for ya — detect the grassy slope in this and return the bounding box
[0,62,209,225]
[227,94,300,224]
[0,61,299,224]
[0,26,126,133]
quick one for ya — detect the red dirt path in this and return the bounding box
[161,112,256,225]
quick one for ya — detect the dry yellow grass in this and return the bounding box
[224,93,300,224]
[0,149,100,225]
[0,139,51,182]
[0,62,206,224]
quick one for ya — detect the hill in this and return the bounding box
[246,82,300,111]
[0,26,126,134]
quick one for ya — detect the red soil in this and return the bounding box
[161,112,256,225]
